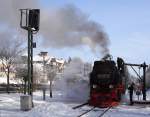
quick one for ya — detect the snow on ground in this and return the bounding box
[1,90,150,117]
[0,91,80,117]
[1,59,150,117]
[0,77,21,84]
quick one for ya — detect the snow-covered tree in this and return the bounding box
[15,63,43,93]
[46,64,57,98]
[0,32,24,93]
[15,65,28,94]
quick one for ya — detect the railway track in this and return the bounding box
[73,102,113,117]
[77,106,96,117]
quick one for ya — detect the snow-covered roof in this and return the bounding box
[33,55,65,64]
[33,55,51,62]
[56,59,65,64]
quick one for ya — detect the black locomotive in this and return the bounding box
[89,57,125,107]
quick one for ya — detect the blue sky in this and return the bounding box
[36,0,150,65]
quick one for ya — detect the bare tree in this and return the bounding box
[33,63,44,89]
[0,32,24,93]
[46,65,56,98]
[15,65,28,94]
[16,63,43,94]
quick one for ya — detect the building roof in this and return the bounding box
[33,55,65,64]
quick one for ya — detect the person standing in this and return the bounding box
[128,83,134,105]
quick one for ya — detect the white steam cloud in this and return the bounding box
[55,58,90,102]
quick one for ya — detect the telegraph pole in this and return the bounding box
[20,9,40,107]
[142,62,147,100]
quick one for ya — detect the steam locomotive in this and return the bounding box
[89,57,125,107]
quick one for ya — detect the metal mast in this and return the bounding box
[20,9,40,107]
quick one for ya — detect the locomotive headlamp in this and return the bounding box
[93,85,97,88]
[109,85,114,89]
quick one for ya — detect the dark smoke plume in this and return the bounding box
[0,1,109,55]
[41,5,110,55]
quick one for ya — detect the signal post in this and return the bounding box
[20,9,40,107]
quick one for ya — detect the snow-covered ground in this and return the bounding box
[1,90,150,117]
[0,77,21,84]
[1,59,150,117]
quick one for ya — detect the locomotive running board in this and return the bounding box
[72,102,89,109]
